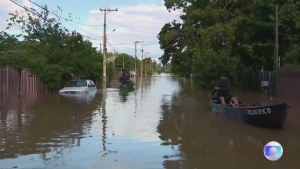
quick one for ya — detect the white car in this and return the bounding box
[59,79,97,94]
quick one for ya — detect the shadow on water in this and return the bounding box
[119,88,134,103]
[0,92,102,167]
[158,78,300,169]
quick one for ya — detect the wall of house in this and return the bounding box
[277,68,300,98]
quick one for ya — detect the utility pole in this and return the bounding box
[145,53,148,77]
[113,49,116,69]
[150,58,152,75]
[141,45,144,78]
[122,54,125,68]
[274,4,279,95]
[100,8,118,87]
[275,4,279,70]
[141,45,149,78]
[100,43,102,53]
[133,41,143,77]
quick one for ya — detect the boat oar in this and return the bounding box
[229,101,235,107]
[204,89,216,106]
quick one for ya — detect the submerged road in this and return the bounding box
[0,73,300,169]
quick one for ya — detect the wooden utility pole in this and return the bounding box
[122,54,125,68]
[145,53,148,77]
[274,4,279,95]
[113,49,116,69]
[141,45,144,78]
[100,8,118,87]
[133,41,143,76]
[100,43,102,53]
[150,58,152,75]
[275,4,279,70]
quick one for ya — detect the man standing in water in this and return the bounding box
[214,73,239,106]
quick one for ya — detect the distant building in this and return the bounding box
[106,56,116,64]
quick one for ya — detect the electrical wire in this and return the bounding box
[27,0,103,39]
[7,0,101,41]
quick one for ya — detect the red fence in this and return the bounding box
[0,66,48,94]
[277,69,300,98]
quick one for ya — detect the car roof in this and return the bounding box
[70,79,93,81]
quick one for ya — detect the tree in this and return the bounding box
[5,5,105,90]
[114,53,135,69]
[158,0,300,88]
[0,32,41,96]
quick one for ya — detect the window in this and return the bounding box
[65,80,87,87]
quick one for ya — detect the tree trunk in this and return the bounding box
[18,69,21,97]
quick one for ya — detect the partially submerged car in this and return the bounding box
[59,79,97,94]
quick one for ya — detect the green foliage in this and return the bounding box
[283,45,300,68]
[158,0,300,87]
[114,53,135,70]
[106,63,114,80]
[2,5,130,90]
[193,49,238,88]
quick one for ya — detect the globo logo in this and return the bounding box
[264,141,283,161]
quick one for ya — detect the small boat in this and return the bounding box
[210,97,289,128]
[119,80,134,90]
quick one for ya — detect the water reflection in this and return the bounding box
[0,92,101,167]
[0,75,300,168]
[119,89,133,103]
[59,90,97,103]
[157,78,300,169]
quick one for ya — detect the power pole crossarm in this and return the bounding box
[100,8,118,87]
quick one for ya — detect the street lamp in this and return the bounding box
[107,29,115,37]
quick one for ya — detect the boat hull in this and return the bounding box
[120,80,134,90]
[210,98,288,128]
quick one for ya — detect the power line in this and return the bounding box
[27,0,103,39]
[24,1,160,28]
[10,0,45,20]
[9,0,101,41]
[28,0,99,27]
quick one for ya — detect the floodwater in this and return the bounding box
[0,73,300,169]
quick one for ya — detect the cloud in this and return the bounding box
[80,4,182,61]
[0,0,34,32]
[0,1,183,63]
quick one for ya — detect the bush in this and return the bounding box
[283,46,300,68]
[193,49,238,89]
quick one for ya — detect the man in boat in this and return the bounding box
[214,73,239,106]
[119,72,128,84]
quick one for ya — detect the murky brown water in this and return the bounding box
[0,73,300,169]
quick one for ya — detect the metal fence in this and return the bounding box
[0,66,47,94]
[236,71,277,95]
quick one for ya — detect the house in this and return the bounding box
[106,56,116,64]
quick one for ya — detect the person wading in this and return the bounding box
[119,72,128,84]
[214,73,239,106]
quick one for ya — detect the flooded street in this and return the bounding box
[0,74,300,169]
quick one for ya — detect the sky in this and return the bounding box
[0,0,182,62]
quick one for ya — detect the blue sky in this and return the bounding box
[0,0,181,62]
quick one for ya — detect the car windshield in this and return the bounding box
[65,80,87,87]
